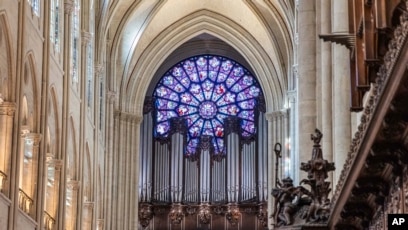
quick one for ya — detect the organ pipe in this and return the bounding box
[139,110,270,205]
[171,133,183,202]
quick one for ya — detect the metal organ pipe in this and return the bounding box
[170,133,183,202]
[200,150,210,203]
[227,132,239,203]
[258,112,268,201]
[139,113,154,202]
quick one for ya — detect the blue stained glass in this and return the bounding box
[153,55,262,155]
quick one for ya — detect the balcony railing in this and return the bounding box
[18,189,34,216]
[0,170,6,193]
[44,211,56,230]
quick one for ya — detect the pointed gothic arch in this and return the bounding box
[0,11,14,101]
[122,10,286,115]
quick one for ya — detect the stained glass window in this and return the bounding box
[28,0,40,16]
[153,55,262,156]
[50,0,60,51]
[71,0,79,84]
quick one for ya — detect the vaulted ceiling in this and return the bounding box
[100,0,295,114]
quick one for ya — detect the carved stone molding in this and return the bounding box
[67,180,80,190]
[107,91,116,104]
[0,102,16,116]
[46,159,63,170]
[81,31,93,45]
[114,110,143,124]
[64,0,74,14]
[25,133,42,146]
[94,64,104,78]
[319,33,355,50]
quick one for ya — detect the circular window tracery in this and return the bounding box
[153,55,262,155]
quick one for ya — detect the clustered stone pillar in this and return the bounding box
[319,0,333,191]
[66,180,80,230]
[266,112,276,229]
[331,0,351,185]
[0,102,16,195]
[297,0,317,182]
[111,111,142,229]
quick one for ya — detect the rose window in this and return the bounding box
[153,55,262,155]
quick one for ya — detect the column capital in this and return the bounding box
[83,201,94,209]
[46,158,64,170]
[292,64,298,79]
[107,91,116,104]
[287,90,297,102]
[20,126,30,137]
[265,110,286,121]
[0,102,16,116]
[64,0,74,14]
[82,31,93,45]
[95,64,104,78]
[25,133,42,146]
[67,180,80,190]
[96,219,104,230]
[114,110,143,124]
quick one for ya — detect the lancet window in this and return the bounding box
[28,0,40,16]
[70,0,80,84]
[50,0,60,52]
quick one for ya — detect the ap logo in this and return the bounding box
[388,214,408,230]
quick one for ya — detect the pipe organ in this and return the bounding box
[138,98,269,229]
[138,55,271,229]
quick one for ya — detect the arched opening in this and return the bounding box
[138,53,269,229]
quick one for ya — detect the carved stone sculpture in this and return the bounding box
[300,129,335,223]
[271,129,335,227]
[272,177,300,226]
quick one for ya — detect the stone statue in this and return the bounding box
[271,129,335,227]
[272,177,309,226]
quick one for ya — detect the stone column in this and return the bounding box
[59,1,74,229]
[104,91,115,229]
[66,180,80,230]
[112,111,142,229]
[82,202,94,230]
[0,102,16,195]
[24,133,42,201]
[287,91,297,181]
[320,0,334,190]
[265,113,276,230]
[297,0,317,181]
[44,158,63,229]
[331,0,351,185]
[130,115,142,229]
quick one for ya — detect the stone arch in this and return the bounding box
[21,96,29,127]
[21,52,39,131]
[122,10,285,115]
[67,117,78,180]
[0,11,14,101]
[83,142,92,202]
[47,86,60,157]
